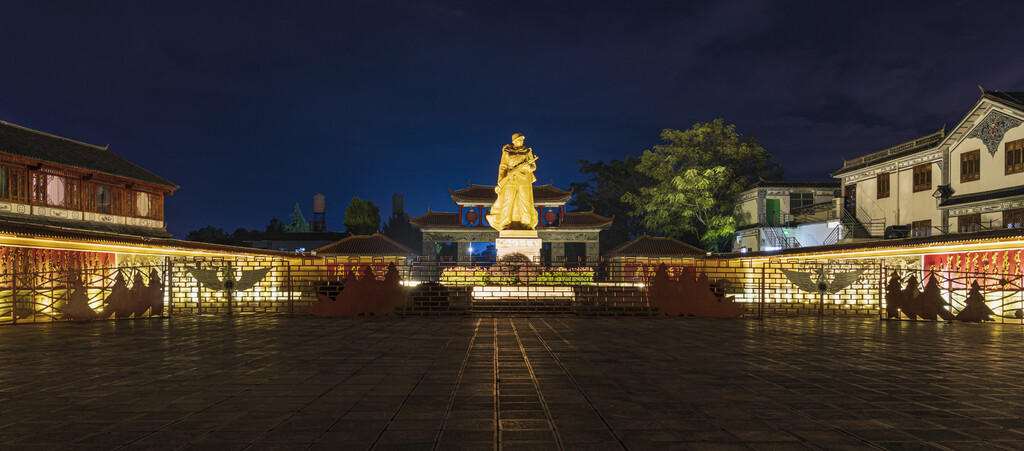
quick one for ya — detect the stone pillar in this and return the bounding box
[457,242,472,262]
[422,240,436,260]
[585,241,600,263]
[550,241,565,262]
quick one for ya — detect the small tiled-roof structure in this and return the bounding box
[410,210,462,228]
[560,211,614,228]
[314,233,417,257]
[604,234,705,257]
[939,185,1024,208]
[0,121,178,189]
[450,183,572,204]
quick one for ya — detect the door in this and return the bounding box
[766,199,781,226]
[843,185,856,216]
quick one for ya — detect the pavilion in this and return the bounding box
[410,182,612,261]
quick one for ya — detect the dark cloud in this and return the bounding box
[1,1,1022,236]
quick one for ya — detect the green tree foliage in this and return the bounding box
[569,156,649,253]
[382,211,422,252]
[264,218,285,234]
[185,226,246,246]
[285,203,310,233]
[623,120,783,252]
[344,196,381,235]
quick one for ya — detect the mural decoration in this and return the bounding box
[966,110,1023,156]
[307,263,407,317]
[885,270,998,322]
[884,272,955,321]
[187,263,271,313]
[647,264,744,318]
[0,246,168,324]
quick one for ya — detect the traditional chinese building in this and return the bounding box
[410,182,613,261]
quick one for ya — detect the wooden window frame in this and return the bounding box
[1007,138,1024,175]
[911,220,931,237]
[912,163,932,193]
[0,164,27,204]
[960,149,980,183]
[876,173,890,199]
[1005,209,1024,229]
[958,214,982,233]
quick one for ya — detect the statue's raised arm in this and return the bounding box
[486,133,539,231]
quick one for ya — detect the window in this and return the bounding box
[1008,138,1024,175]
[912,164,932,192]
[83,182,123,216]
[911,220,931,237]
[876,173,890,199]
[958,214,982,233]
[0,165,27,203]
[131,190,163,220]
[960,149,980,182]
[789,192,814,209]
[1005,209,1024,229]
[31,172,79,209]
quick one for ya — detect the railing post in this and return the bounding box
[287,261,294,317]
[11,265,17,325]
[759,262,765,320]
[166,257,174,317]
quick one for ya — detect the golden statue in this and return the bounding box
[486,133,538,231]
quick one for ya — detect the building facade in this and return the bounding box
[733,180,841,252]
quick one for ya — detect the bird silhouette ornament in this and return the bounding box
[187,263,272,314]
[779,267,865,316]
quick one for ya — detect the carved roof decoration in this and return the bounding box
[832,129,945,177]
[0,121,178,189]
[314,233,417,256]
[449,182,572,204]
[604,234,705,257]
[965,109,1023,156]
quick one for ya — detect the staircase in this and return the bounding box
[470,286,574,314]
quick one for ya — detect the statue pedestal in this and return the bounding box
[496,230,542,261]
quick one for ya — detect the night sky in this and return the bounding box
[2,1,1023,238]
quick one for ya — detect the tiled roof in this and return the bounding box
[450,183,572,203]
[410,211,462,228]
[747,180,840,190]
[314,233,416,256]
[983,90,1024,109]
[605,235,705,257]
[0,218,294,256]
[0,121,178,189]
[559,211,614,228]
[832,129,945,177]
[939,186,1024,208]
[0,209,172,238]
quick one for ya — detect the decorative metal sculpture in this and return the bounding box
[780,267,864,316]
[187,263,271,314]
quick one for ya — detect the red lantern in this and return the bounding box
[544,209,558,224]
[465,209,478,224]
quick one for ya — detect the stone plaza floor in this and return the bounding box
[2,316,1024,450]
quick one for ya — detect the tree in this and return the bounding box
[265,218,286,235]
[344,196,381,235]
[185,226,246,246]
[623,120,784,252]
[286,203,310,233]
[382,211,422,252]
[569,156,649,253]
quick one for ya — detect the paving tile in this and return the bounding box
[4,316,1024,449]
